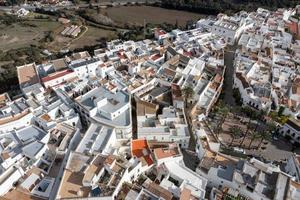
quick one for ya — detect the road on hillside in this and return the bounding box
[0,1,161,11]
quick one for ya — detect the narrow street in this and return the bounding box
[223,46,237,106]
[185,106,196,151]
[131,97,137,139]
[186,46,238,151]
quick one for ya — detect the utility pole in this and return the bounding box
[144,19,146,39]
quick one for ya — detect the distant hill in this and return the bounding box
[160,0,300,15]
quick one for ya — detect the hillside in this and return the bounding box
[160,0,300,15]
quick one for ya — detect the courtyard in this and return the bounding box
[205,102,297,162]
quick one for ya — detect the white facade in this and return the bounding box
[75,86,132,138]
[0,165,25,196]
[137,107,190,148]
[234,73,272,112]
[197,157,287,200]
[285,154,300,183]
[70,58,103,78]
[280,119,300,144]
[0,112,33,133]
[42,70,77,88]
[212,24,237,45]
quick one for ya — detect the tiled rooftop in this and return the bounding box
[17,63,39,88]
[131,139,154,166]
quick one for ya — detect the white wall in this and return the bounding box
[33,116,56,131]
[196,167,269,200]
[280,123,300,143]
[0,112,33,133]
[212,25,236,45]
[0,166,25,196]
[285,155,300,182]
[43,72,76,88]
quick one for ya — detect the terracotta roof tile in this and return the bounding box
[131,139,154,166]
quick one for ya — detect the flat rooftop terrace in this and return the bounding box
[76,87,129,112]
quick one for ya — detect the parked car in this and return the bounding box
[233,147,245,154]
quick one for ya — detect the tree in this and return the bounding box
[215,104,229,135]
[257,110,267,122]
[239,107,265,147]
[182,85,194,107]
[248,132,260,149]
[241,106,254,118]
[240,117,252,147]
[73,0,80,5]
[229,125,243,147]
[175,18,179,29]
[258,130,272,148]
[233,106,242,117]
[278,106,285,116]
[266,121,277,133]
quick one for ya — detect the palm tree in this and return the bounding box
[258,110,267,121]
[239,108,263,147]
[266,121,277,133]
[229,125,243,147]
[256,121,276,148]
[248,132,260,149]
[258,130,272,149]
[239,118,251,148]
[241,106,253,117]
[182,85,195,108]
[252,110,267,131]
[233,106,242,118]
[215,102,229,135]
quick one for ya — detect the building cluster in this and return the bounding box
[196,136,299,200]
[232,7,300,116]
[61,25,82,38]
[198,5,300,148]
[197,6,300,117]
[0,15,227,199]
[1,5,300,200]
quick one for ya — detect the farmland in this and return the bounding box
[0,6,205,53]
[0,15,61,51]
[104,5,205,27]
[68,26,116,50]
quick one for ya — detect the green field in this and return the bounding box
[69,26,116,50]
[0,16,62,51]
[105,5,205,26]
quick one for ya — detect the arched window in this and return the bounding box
[292,133,296,137]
